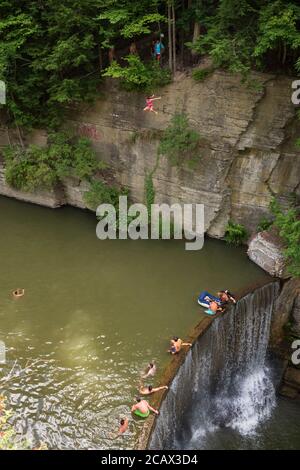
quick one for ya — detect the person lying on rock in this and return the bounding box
[139,384,168,395]
[131,397,159,418]
[168,336,192,354]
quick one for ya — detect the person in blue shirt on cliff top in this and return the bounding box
[154,38,164,63]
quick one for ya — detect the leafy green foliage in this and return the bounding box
[1,0,300,131]
[103,55,171,92]
[3,145,58,191]
[254,1,300,67]
[3,133,104,192]
[270,198,300,278]
[158,113,201,167]
[189,0,300,76]
[0,1,103,128]
[84,179,128,211]
[97,1,164,44]
[257,217,273,233]
[225,220,248,246]
[192,67,215,82]
[99,9,165,40]
[145,174,155,218]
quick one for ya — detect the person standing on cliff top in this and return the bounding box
[154,38,164,63]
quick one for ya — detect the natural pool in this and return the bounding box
[0,196,271,449]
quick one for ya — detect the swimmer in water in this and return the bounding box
[131,397,159,418]
[118,417,129,435]
[142,362,156,378]
[139,384,168,395]
[109,417,129,439]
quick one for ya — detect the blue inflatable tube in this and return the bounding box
[197,291,221,308]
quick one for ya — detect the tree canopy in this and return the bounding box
[0,1,299,128]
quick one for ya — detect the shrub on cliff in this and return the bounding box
[257,217,273,233]
[2,133,104,192]
[225,220,248,246]
[270,198,300,278]
[158,113,202,167]
[83,179,129,211]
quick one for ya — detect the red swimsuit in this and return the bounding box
[146,99,154,110]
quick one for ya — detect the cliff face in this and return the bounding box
[0,70,299,237]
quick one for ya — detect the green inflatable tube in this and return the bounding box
[133,409,150,419]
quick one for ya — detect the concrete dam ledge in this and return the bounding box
[135,278,300,450]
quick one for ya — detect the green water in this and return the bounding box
[0,196,270,449]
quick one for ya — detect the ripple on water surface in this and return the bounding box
[0,197,271,449]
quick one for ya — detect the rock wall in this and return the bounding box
[280,365,300,401]
[270,278,300,347]
[247,230,288,278]
[1,70,300,238]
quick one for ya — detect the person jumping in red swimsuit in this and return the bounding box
[143,95,161,114]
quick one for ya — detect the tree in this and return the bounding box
[270,198,300,278]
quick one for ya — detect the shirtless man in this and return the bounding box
[109,417,129,439]
[142,362,156,379]
[209,300,224,313]
[139,385,168,395]
[168,337,192,354]
[131,397,159,418]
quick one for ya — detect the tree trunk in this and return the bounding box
[191,22,201,56]
[168,3,173,71]
[98,44,103,72]
[180,1,185,68]
[282,42,287,65]
[172,1,176,73]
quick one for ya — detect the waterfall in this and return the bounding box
[149,282,280,450]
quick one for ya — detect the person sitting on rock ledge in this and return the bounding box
[139,384,168,395]
[131,397,159,418]
[209,300,223,314]
[218,290,236,305]
[168,336,192,355]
